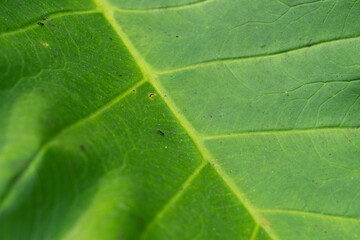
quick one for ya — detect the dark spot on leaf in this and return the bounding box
[109,37,113,41]
[175,35,180,38]
[148,93,156,99]
[119,74,123,77]
[132,89,136,93]
[157,130,165,136]
[37,22,44,26]
[210,115,213,118]
[80,145,85,151]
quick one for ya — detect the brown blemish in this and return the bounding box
[37,22,44,26]
[148,92,156,99]
[80,145,85,151]
[132,89,136,93]
[41,42,49,47]
[261,219,270,228]
[175,35,180,38]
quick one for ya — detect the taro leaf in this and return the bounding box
[0,0,360,239]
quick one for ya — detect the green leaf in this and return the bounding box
[1,0,360,239]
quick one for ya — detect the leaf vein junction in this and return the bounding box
[92,0,282,239]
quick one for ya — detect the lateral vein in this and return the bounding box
[0,10,99,38]
[113,0,215,13]
[0,79,146,209]
[260,209,360,223]
[202,127,360,141]
[157,35,360,75]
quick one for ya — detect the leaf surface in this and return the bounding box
[0,0,360,239]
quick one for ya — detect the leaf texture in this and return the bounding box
[0,0,360,239]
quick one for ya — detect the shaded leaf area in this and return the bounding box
[0,13,142,199]
[0,81,203,240]
[1,0,360,239]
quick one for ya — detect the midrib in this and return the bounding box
[92,0,281,239]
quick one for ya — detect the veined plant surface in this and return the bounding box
[0,0,360,239]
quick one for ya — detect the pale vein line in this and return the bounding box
[113,0,215,13]
[250,224,260,240]
[0,10,99,38]
[92,1,282,239]
[157,34,360,75]
[0,79,146,207]
[202,127,360,141]
[139,161,209,240]
[264,78,360,96]
[260,209,360,223]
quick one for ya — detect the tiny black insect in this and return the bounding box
[157,130,165,136]
[37,22,45,26]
